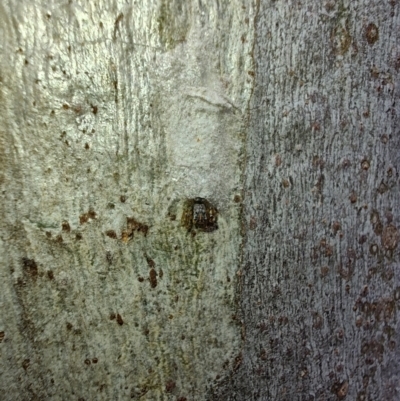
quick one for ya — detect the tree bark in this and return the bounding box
[0,1,254,400]
[211,1,400,400]
[1,1,399,401]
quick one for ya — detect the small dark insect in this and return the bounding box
[181,197,218,233]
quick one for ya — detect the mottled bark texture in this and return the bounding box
[211,1,400,400]
[0,1,255,400]
[0,1,399,401]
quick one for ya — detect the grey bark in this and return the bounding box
[212,1,400,400]
[0,1,399,401]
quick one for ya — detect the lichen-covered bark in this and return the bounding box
[211,1,400,400]
[1,1,399,401]
[0,1,256,400]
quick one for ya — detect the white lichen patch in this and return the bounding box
[0,1,256,399]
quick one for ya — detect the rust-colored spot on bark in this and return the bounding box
[80,214,89,224]
[62,220,71,232]
[365,23,379,45]
[361,159,370,170]
[149,268,157,288]
[121,230,130,243]
[87,209,97,219]
[381,224,399,250]
[165,380,176,393]
[349,192,357,203]
[0,332,4,343]
[22,258,38,278]
[116,314,124,325]
[84,358,91,365]
[332,381,349,400]
[105,230,117,239]
[127,217,149,236]
[145,255,155,268]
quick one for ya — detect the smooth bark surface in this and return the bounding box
[0,1,254,400]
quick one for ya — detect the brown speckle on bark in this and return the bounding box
[332,380,349,400]
[165,380,176,393]
[105,230,117,239]
[381,224,399,250]
[127,217,149,236]
[22,258,38,278]
[62,220,71,232]
[22,359,30,370]
[116,314,124,325]
[145,255,155,268]
[80,214,89,224]
[233,194,241,203]
[87,209,97,219]
[361,160,370,170]
[365,23,379,45]
[332,221,341,235]
[149,268,157,288]
[369,244,379,255]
